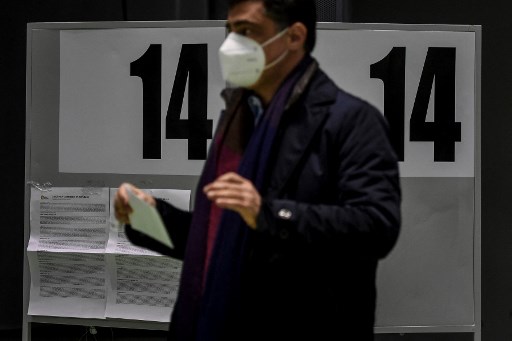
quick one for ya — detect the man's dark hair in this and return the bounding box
[228,0,317,52]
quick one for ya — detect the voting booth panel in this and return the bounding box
[24,22,480,339]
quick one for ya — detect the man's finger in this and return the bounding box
[213,198,241,210]
[204,180,243,192]
[117,183,133,206]
[206,188,246,201]
[216,172,246,183]
[114,183,137,225]
[204,173,252,193]
[204,181,239,194]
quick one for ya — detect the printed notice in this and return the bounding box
[28,252,107,318]
[27,187,109,318]
[28,187,109,253]
[105,255,182,322]
[28,186,189,321]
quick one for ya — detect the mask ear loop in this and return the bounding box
[261,28,289,70]
[264,50,289,70]
[261,28,289,48]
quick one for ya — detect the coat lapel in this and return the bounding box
[269,70,338,195]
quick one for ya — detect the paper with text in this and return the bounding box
[28,187,109,318]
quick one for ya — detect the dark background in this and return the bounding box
[0,0,506,339]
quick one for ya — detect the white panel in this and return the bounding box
[59,27,226,175]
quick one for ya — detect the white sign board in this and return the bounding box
[60,27,475,178]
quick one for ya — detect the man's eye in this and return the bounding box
[239,28,252,36]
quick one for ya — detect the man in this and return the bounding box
[115,0,401,340]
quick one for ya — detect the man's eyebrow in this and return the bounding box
[225,20,255,30]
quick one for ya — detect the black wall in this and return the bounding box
[0,0,30,330]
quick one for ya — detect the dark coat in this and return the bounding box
[126,65,401,341]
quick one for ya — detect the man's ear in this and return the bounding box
[287,22,307,52]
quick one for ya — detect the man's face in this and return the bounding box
[225,1,288,88]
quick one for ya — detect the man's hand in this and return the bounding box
[114,183,156,225]
[203,172,261,229]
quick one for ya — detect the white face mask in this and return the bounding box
[218,29,288,88]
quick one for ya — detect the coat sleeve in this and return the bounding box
[125,199,192,260]
[256,101,401,259]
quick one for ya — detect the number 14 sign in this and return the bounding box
[59,25,476,177]
[315,28,476,177]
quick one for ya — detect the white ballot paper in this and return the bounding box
[106,188,190,256]
[127,188,173,249]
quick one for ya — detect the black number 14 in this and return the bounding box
[131,44,460,163]
[371,47,461,162]
[130,44,213,160]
